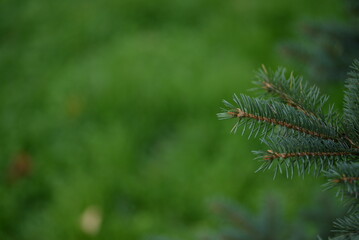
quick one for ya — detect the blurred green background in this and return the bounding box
[0,0,345,239]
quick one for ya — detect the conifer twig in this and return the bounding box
[263,149,359,161]
[228,108,337,141]
[332,177,359,183]
[218,61,359,238]
[260,65,320,118]
[257,65,332,121]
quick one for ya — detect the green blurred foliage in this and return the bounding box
[205,193,344,240]
[0,0,344,239]
[279,0,359,84]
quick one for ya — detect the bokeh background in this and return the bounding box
[0,0,347,239]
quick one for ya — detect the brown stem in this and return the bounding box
[260,66,318,118]
[343,135,359,149]
[332,177,359,183]
[264,149,359,161]
[228,108,336,141]
[262,81,315,117]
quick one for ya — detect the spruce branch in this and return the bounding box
[256,65,331,120]
[264,151,358,161]
[332,177,359,184]
[254,136,359,177]
[261,136,359,161]
[218,94,341,142]
[218,61,359,238]
[324,163,359,199]
[333,213,359,235]
[343,60,359,147]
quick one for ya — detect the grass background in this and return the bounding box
[0,0,346,239]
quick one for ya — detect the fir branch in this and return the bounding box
[218,60,359,238]
[255,65,331,120]
[218,94,341,141]
[227,108,327,138]
[255,136,358,177]
[332,177,359,184]
[343,60,359,147]
[324,163,359,199]
[264,150,359,161]
[333,213,359,235]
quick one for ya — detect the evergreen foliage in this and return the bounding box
[207,195,342,240]
[280,0,359,83]
[206,198,304,240]
[218,60,359,239]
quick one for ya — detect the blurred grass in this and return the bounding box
[0,0,344,239]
